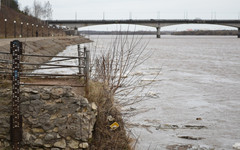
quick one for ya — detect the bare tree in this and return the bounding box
[43,1,53,20]
[32,0,43,19]
[23,6,31,15]
[31,0,53,20]
[91,33,152,98]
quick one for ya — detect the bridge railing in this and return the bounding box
[47,19,240,23]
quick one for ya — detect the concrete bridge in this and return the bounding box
[47,19,240,38]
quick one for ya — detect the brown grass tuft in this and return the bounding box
[87,81,132,150]
[0,78,11,89]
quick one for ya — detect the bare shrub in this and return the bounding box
[31,0,53,20]
[91,33,152,98]
[89,32,161,149]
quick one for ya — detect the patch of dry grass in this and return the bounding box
[0,77,11,89]
[0,77,11,106]
[87,81,132,150]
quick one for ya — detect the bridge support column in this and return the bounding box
[238,28,240,38]
[156,27,161,38]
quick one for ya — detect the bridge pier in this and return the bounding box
[238,28,240,38]
[156,27,161,38]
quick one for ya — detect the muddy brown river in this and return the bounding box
[36,35,240,149]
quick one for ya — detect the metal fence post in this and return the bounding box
[77,45,82,76]
[10,40,23,150]
[84,47,90,96]
[84,46,87,74]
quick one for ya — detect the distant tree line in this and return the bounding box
[22,0,53,20]
[172,30,238,35]
[1,0,53,20]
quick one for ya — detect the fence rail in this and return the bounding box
[22,53,84,59]
[20,83,85,87]
[0,51,11,55]
[0,40,90,150]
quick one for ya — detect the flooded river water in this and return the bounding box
[37,35,240,149]
[89,35,240,150]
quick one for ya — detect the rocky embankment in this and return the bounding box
[0,36,97,149]
[0,86,97,149]
[0,36,131,150]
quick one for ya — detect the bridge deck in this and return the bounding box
[47,19,240,24]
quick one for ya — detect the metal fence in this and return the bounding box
[0,40,90,150]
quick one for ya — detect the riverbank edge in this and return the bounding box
[0,36,132,149]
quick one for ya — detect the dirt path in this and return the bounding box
[22,77,85,96]
[1,36,91,97]
[0,36,91,69]
[0,36,86,46]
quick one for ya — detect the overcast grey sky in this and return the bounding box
[18,0,240,31]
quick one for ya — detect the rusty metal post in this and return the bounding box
[84,47,90,96]
[83,46,87,76]
[77,45,82,76]
[10,40,23,150]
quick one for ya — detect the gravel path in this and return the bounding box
[0,36,80,46]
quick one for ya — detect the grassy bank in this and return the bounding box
[87,81,131,150]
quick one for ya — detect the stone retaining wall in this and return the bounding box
[0,86,97,150]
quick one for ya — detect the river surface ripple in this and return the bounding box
[36,35,240,149]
